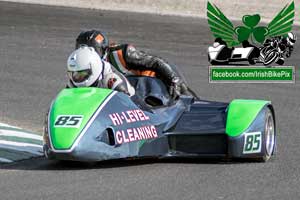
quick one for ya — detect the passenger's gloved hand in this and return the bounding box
[169,77,187,99]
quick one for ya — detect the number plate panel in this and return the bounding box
[243,132,262,154]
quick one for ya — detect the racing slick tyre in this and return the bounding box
[257,108,276,162]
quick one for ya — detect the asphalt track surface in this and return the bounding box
[0,1,300,200]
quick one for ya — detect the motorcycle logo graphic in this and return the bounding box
[207,1,297,66]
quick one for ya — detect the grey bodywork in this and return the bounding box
[44,77,274,161]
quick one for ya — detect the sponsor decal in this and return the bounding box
[109,109,150,125]
[109,109,157,144]
[115,126,158,145]
[54,115,83,128]
[243,132,262,154]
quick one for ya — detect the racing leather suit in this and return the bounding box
[106,44,187,96]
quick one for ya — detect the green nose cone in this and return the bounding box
[49,88,112,150]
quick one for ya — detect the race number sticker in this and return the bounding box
[243,132,262,154]
[54,115,83,128]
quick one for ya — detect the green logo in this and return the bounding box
[207,1,295,47]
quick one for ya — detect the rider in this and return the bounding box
[264,32,296,53]
[262,32,297,64]
[282,32,297,57]
[67,46,135,96]
[75,30,188,98]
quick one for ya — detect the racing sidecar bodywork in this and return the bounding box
[44,77,276,162]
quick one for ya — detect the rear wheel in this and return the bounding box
[259,108,276,162]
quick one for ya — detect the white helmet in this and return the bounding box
[287,32,297,46]
[67,46,103,87]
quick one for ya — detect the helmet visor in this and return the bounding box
[68,69,92,83]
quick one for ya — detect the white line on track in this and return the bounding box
[0,129,42,141]
[0,141,43,155]
[0,123,21,129]
[0,157,13,163]
[0,123,43,162]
